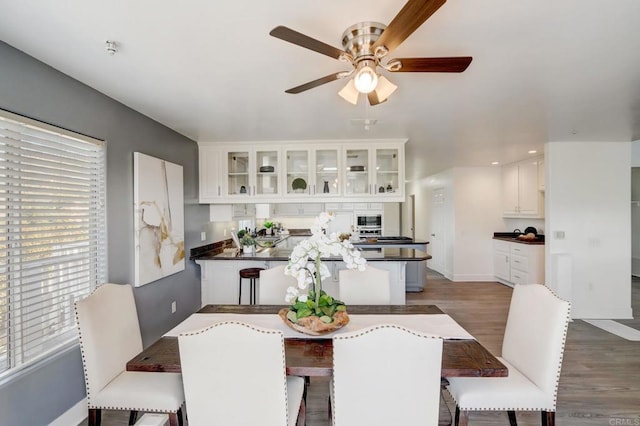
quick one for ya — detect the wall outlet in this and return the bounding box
[171,301,176,314]
[200,231,206,241]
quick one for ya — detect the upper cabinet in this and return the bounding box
[344,144,403,199]
[502,156,544,218]
[283,147,341,198]
[198,140,405,203]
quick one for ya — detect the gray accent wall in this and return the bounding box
[0,41,208,425]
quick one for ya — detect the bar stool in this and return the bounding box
[238,267,264,305]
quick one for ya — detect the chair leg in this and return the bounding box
[507,410,517,425]
[168,411,180,426]
[128,410,138,425]
[88,409,101,426]
[454,406,469,426]
[296,398,306,426]
[542,411,555,426]
[238,276,242,304]
[178,407,184,426]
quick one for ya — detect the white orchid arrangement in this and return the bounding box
[284,212,366,322]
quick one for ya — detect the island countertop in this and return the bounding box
[193,246,431,262]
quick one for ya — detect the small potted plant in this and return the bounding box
[263,221,274,236]
[240,233,256,254]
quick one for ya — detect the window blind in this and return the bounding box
[0,110,107,377]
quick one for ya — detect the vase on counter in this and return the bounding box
[243,245,254,254]
[323,180,330,193]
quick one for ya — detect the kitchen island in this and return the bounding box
[191,241,430,305]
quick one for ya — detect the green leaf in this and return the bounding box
[321,306,336,317]
[336,305,347,312]
[286,310,299,323]
[296,308,312,319]
[293,302,307,311]
[319,315,332,323]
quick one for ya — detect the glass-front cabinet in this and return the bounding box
[283,147,341,198]
[198,140,404,203]
[344,145,401,197]
[223,147,280,199]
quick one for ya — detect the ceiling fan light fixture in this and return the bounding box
[373,75,397,103]
[338,79,359,105]
[353,61,378,94]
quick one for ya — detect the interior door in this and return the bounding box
[429,188,445,274]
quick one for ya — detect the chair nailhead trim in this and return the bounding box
[448,285,572,413]
[180,321,292,425]
[332,324,442,424]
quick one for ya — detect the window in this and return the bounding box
[0,109,106,378]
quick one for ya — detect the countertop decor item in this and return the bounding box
[259,165,274,173]
[282,212,366,335]
[239,234,256,253]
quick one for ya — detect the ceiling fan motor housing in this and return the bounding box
[341,22,387,64]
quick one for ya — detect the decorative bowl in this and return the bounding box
[278,308,349,336]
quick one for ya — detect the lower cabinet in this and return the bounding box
[197,260,269,305]
[493,240,544,287]
[321,260,405,305]
[197,259,409,306]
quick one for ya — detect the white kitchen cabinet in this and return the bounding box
[502,157,544,218]
[493,240,511,281]
[493,240,544,287]
[273,203,324,217]
[325,260,405,304]
[232,203,256,217]
[198,140,406,203]
[198,260,269,305]
[198,144,223,202]
[344,145,404,200]
[283,147,342,198]
[223,147,281,200]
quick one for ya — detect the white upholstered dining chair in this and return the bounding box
[178,321,306,426]
[338,266,390,305]
[331,324,443,426]
[446,283,571,426]
[259,265,298,304]
[74,283,184,426]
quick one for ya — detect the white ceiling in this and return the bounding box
[1,0,639,180]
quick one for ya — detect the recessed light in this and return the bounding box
[491,161,499,165]
[528,150,537,154]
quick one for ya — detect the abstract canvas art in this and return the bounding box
[134,152,185,286]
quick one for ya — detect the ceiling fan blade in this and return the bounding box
[372,0,447,54]
[285,72,343,94]
[389,57,472,72]
[367,92,387,106]
[270,26,346,60]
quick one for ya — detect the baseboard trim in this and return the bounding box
[451,274,497,282]
[49,397,86,426]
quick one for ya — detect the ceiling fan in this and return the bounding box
[269,0,472,106]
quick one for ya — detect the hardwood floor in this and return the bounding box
[80,274,640,426]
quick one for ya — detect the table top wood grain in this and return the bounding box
[127,305,507,378]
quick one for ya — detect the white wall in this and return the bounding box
[545,142,632,319]
[411,167,502,281]
[452,167,504,281]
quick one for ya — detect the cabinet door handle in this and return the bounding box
[217,186,221,196]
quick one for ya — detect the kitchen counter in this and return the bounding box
[493,232,545,245]
[195,246,430,262]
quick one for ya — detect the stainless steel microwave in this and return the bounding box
[356,214,382,228]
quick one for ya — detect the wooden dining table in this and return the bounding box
[127,304,507,378]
